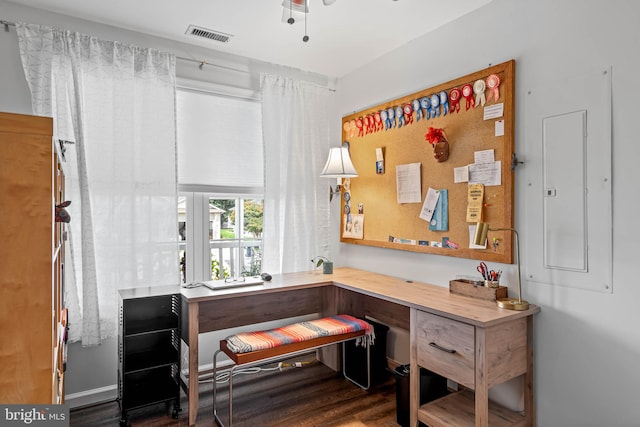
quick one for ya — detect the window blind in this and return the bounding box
[176,89,263,191]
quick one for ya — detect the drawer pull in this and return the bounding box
[429,342,456,354]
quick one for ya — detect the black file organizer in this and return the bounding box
[118,293,182,426]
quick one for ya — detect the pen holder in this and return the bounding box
[484,280,500,289]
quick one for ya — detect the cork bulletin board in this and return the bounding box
[340,60,515,263]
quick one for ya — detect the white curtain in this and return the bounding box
[260,74,334,274]
[17,23,179,346]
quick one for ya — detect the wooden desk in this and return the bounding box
[179,267,539,426]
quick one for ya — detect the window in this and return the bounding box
[176,86,263,283]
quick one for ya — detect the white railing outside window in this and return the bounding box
[179,193,263,283]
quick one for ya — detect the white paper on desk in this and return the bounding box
[469,224,488,249]
[474,149,495,164]
[419,187,440,222]
[469,160,501,186]
[454,166,469,183]
[396,162,422,203]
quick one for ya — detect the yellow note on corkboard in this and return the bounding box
[466,183,484,222]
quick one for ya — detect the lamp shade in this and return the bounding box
[320,147,358,178]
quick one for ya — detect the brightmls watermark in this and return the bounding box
[0,405,68,426]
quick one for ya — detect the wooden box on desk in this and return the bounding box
[449,280,508,301]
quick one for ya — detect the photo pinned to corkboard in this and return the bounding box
[340,60,516,264]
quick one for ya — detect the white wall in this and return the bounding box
[336,0,640,426]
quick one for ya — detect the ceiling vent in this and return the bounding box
[185,25,233,43]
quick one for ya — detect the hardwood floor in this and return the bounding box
[70,360,402,427]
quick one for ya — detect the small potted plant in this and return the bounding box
[311,256,333,274]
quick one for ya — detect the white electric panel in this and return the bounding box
[525,68,612,293]
[542,110,587,272]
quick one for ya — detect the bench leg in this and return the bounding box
[228,365,236,426]
[213,349,228,427]
[341,340,372,390]
[213,349,237,427]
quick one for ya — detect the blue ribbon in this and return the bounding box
[380,109,390,130]
[430,94,440,118]
[395,106,405,127]
[387,107,396,128]
[439,91,449,116]
[412,99,422,121]
[420,97,431,120]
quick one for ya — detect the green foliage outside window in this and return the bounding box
[212,258,230,280]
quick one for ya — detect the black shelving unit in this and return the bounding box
[118,291,182,426]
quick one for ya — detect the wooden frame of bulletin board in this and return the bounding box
[340,60,515,264]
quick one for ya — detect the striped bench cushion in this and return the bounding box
[224,314,374,354]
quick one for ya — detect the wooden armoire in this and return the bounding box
[0,112,68,404]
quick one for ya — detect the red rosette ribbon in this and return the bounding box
[486,74,501,102]
[403,103,414,125]
[461,84,475,110]
[356,117,364,137]
[425,127,445,146]
[449,88,461,113]
[374,111,382,132]
[363,115,371,135]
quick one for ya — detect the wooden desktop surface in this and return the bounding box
[160,267,540,426]
[180,267,537,326]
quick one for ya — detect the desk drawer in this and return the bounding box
[416,311,475,389]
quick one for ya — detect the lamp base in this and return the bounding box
[496,297,529,311]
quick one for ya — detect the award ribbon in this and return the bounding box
[412,99,422,121]
[403,103,414,125]
[366,114,374,134]
[343,121,352,138]
[486,74,501,102]
[387,107,396,128]
[430,94,440,118]
[380,109,389,130]
[363,115,371,135]
[349,119,358,138]
[449,88,461,113]
[439,91,449,116]
[395,106,405,127]
[356,117,364,137]
[473,79,486,107]
[420,97,431,120]
[461,84,475,110]
[374,111,382,132]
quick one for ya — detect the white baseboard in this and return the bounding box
[65,384,117,409]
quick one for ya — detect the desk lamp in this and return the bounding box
[320,146,358,201]
[474,222,529,311]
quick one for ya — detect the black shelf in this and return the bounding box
[124,341,179,373]
[122,365,180,410]
[124,315,179,336]
[119,292,181,425]
[123,294,179,335]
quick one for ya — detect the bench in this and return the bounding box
[212,314,374,427]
